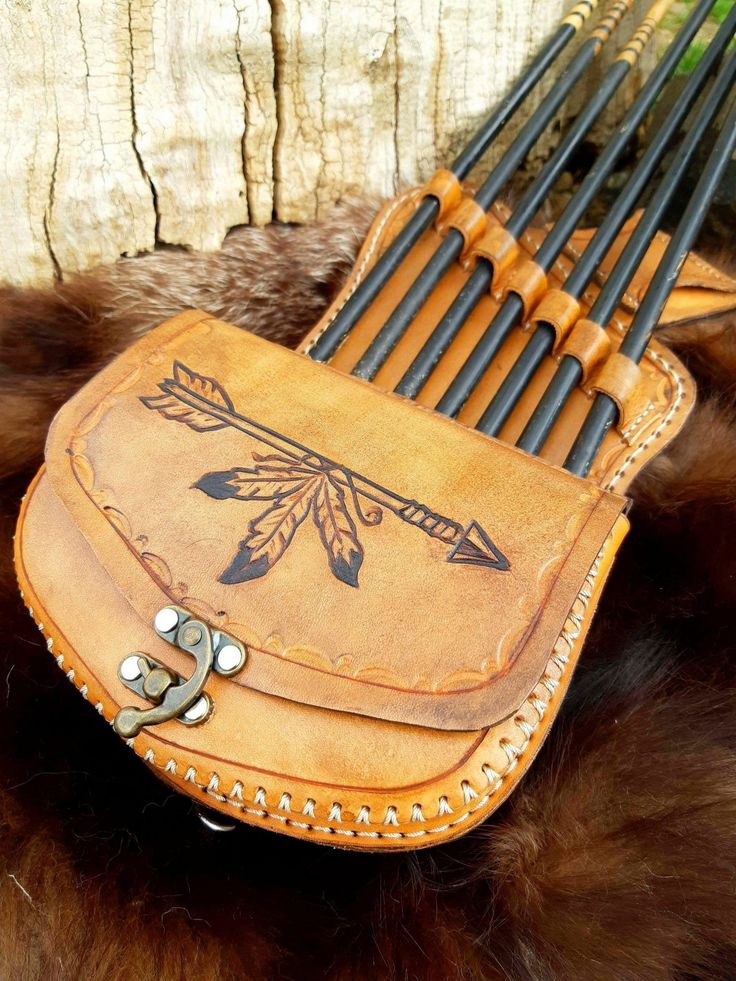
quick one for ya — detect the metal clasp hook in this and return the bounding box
[113,606,246,738]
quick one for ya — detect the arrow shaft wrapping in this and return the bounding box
[167,383,466,547]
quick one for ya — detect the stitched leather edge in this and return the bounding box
[602,320,687,491]
[300,188,694,495]
[16,520,617,841]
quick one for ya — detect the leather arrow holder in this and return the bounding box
[15,183,736,850]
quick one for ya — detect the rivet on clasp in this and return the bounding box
[113,606,246,738]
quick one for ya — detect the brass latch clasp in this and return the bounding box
[113,606,246,738]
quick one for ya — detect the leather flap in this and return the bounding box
[44,310,627,731]
[518,208,736,324]
[565,211,736,323]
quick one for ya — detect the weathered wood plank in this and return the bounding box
[1,0,651,286]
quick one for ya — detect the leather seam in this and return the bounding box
[681,249,734,287]
[20,532,610,838]
[603,318,686,491]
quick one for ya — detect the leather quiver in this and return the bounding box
[14,186,736,851]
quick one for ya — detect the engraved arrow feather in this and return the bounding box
[312,474,364,587]
[195,460,314,502]
[141,361,234,432]
[141,362,510,583]
[220,474,320,583]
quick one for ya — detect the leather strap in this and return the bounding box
[462,223,520,287]
[590,351,651,434]
[422,168,463,221]
[527,289,581,348]
[559,318,611,383]
[300,185,698,489]
[500,258,548,319]
[437,197,488,256]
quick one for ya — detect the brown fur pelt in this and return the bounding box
[2,200,736,981]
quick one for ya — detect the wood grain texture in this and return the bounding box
[2,0,652,286]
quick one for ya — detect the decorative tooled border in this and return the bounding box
[61,191,688,697]
[67,305,600,694]
[18,530,608,841]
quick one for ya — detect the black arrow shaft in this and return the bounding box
[433,0,712,421]
[168,384,466,546]
[565,90,736,477]
[489,6,736,449]
[349,0,635,383]
[519,30,736,455]
[307,0,604,364]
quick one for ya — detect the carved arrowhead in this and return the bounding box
[446,520,509,571]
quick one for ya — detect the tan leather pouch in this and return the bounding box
[14,190,736,850]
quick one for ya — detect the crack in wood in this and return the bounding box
[1,0,653,286]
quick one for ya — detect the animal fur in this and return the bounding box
[1,200,736,980]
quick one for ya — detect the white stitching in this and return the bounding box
[515,718,534,740]
[500,739,523,767]
[383,805,399,826]
[461,780,478,803]
[685,249,734,285]
[604,323,687,491]
[542,677,559,696]
[621,401,655,440]
[481,765,503,791]
[25,535,606,840]
[411,803,425,822]
[437,795,453,816]
[531,697,546,719]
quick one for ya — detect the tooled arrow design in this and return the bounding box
[141,362,509,587]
